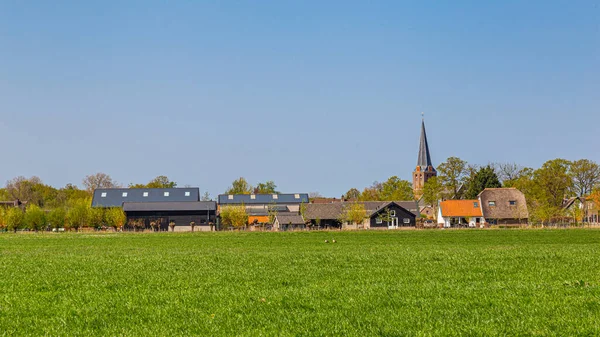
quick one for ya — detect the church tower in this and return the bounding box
[413,116,436,199]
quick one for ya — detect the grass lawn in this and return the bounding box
[1,230,600,336]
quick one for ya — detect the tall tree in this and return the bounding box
[422,176,444,207]
[344,188,361,200]
[225,177,253,194]
[532,159,573,208]
[569,159,600,197]
[379,176,414,201]
[254,181,278,194]
[437,157,468,199]
[360,182,383,201]
[201,191,211,201]
[5,176,44,205]
[82,173,118,192]
[494,162,524,184]
[24,205,47,232]
[463,165,502,199]
[146,176,177,188]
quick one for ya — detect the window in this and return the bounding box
[164,192,170,197]
[143,192,149,197]
[185,191,191,197]
[390,210,396,217]
[489,201,496,207]
[272,194,278,199]
[101,192,107,198]
[228,195,233,200]
[294,194,300,199]
[376,218,383,224]
[122,192,128,197]
[509,200,516,206]
[250,195,256,200]
[403,218,410,224]
[473,202,479,208]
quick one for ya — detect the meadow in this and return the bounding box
[1,230,600,336]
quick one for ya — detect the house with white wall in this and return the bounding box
[437,199,484,228]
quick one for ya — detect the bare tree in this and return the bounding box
[82,173,118,192]
[494,163,524,184]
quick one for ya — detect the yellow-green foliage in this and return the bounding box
[219,205,248,228]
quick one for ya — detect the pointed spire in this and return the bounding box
[417,116,434,171]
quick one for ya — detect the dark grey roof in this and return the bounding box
[92,188,200,208]
[417,119,435,171]
[276,213,305,225]
[123,201,216,212]
[304,201,417,220]
[218,193,309,204]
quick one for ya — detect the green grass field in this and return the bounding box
[1,230,600,336]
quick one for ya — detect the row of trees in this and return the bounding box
[0,174,181,209]
[0,199,126,232]
[224,177,279,194]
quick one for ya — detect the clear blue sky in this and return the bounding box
[1,1,598,197]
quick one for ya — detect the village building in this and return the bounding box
[217,193,309,225]
[478,188,529,225]
[91,188,216,231]
[437,199,484,228]
[304,201,417,230]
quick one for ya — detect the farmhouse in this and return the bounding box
[479,188,528,225]
[304,201,417,229]
[217,193,309,225]
[91,188,217,231]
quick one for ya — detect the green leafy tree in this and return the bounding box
[219,205,249,229]
[5,207,25,233]
[105,208,126,230]
[24,205,47,231]
[338,202,367,229]
[380,176,414,201]
[88,207,105,229]
[344,188,361,200]
[359,183,382,201]
[437,157,468,199]
[0,208,6,230]
[463,165,502,199]
[422,176,444,214]
[147,176,177,188]
[225,177,253,194]
[254,181,278,194]
[532,159,573,208]
[67,200,89,232]
[47,207,67,230]
[569,159,600,197]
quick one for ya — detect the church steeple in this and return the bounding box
[417,118,435,172]
[413,115,436,199]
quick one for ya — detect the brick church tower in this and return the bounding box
[413,117,436,199]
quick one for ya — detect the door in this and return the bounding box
[388,218,398,229]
